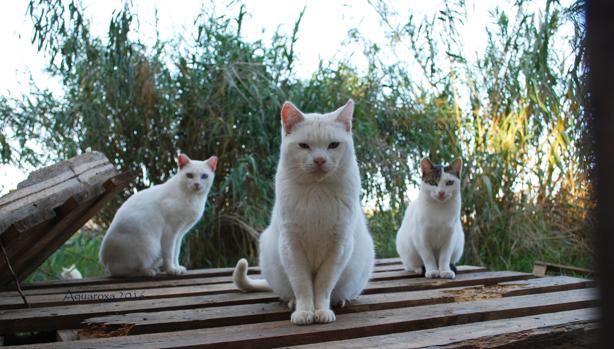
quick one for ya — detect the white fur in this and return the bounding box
[60,264,82,280]
[233,100,374,325]
[396,158,465,279]
[100,154,217,277]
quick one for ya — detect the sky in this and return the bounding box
[0,0,561,196]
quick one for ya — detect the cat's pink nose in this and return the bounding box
[313,157,326,166]
[194,183,201,190]
[438,191,445,199]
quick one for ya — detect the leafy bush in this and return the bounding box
[1,0,592,278]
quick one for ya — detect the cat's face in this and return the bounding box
[177,153,218,194]
[279,100,354,182]
[420,158,462,203]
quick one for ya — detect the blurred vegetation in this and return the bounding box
[1,0,592,280]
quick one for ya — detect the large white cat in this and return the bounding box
[396,157,464,279]
[233,100,374,325]
[100,153,217,277]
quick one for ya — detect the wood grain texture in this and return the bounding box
[9,288,597,348]
[80,276,592,337]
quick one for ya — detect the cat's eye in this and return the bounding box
[186,173,194,179]
[298,143,310,149]
[446,180,454,186]
[328,142,340,149]
[201,174,208,180]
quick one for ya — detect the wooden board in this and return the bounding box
[0,151,133,286]
[0,260,598,348]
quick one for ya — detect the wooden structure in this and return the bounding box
[0,258,597,347]
[0,151,132,286]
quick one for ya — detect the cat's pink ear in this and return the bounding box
[207,156,218,171]
[449,158,462,176]
[281,101,304,135]
[178,153,191,169]
[335,99,354,132]
[420,157,434,174]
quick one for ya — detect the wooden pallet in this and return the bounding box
[0,151,133,286]
[0,258,597,348]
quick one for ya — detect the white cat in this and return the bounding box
[100,153,217,277]
[233,100,374,325]
[60,264,82,280]
[396,157,464,279]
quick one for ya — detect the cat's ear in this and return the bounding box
[335,99,354,132]
[281,101,305,135]
[449,158,463,177]
[178,153,191,169]
[420,157,434,174]
[207,156,218,171]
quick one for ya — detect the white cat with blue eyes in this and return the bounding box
[396,157,464,279]
[100,153,217,277]
[233,100,374,325]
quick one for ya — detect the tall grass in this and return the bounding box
[0,0,591,279]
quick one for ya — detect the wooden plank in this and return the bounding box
[288,308,598,348]
[80,276,593,337]
[6,173,134,283]
[0,265,487,297]
[0,271,533,333]
[6,258,413,291]
[533,260,594,277]
[14,288,598,348]
[0,271,529,309]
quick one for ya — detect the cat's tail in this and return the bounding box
[233,258,271,292]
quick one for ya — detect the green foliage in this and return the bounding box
[1,0,592,279]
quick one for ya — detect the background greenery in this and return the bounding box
[0,0,591,281]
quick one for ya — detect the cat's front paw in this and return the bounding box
[166,266,185,275]
[439,270,456,279]
[177,265,187,273]
[315,309,336,323]
[425,270,440,278]
[291,310,315,325]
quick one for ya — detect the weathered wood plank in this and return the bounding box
[12,288,597,348]
[287,308,598,349]
[0,265,487,297]
[0,271,529,309]
[3,258,411,292]
[0,271,533,333]
[6,173,134,283]
[79,276,593,337]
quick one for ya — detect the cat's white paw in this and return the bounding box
[439,270,456,279]
[166,266,185,275]
[291,310,315,325]
[337,299,349,308]
[425,270,440,278]
[141,268,158,277]
[177,265,187,273]
[315,309,336,323]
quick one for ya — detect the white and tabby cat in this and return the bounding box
[396,157,464,279]
[233,100,374,325]
[100,153,217,277]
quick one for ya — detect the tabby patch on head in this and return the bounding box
[419,157,463,203]
[421,162,461,185]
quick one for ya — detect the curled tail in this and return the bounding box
[233,258,271,292]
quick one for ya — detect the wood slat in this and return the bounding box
[0,271,531,333]
[0,265,486,298]
[2,258,424,292]
[288,308,598,349]
[79,275,593,337]
[11,288,597,348]
[0,271,528,310]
